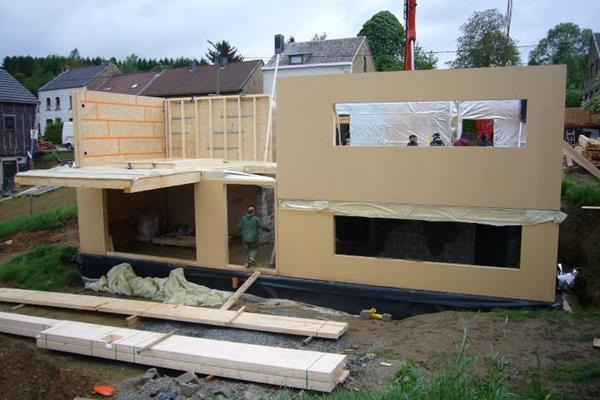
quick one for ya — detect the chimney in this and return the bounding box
[274,34,285,54]
[188,61,197,71]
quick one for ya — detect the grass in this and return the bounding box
[0,203,77,239]
[492,307,600,323]
[551,360,600,383]
[271,329,564,400]
[0,244,79,291]
[561,177,600,206]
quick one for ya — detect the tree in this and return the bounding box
[44,121,63,145]
[358,10,437,71]
[451,9,520,68]
[528,22,592,107]
[311,33,327,41]
[287,36,295,43]
[68,48,80,59]
[583,75,600,115]
[119,54,139,74]
[205,40,244,64]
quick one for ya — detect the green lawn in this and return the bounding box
[0,203,77,239]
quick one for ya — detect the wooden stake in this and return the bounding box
[136,329,178,353]
[180,100,186,158]
[220,271,261,310]
[225,305,246,325]
[208,98,213,158]
[253,97,257,161]
[237,97,242,160]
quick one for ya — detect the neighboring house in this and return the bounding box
[584,32,600,102]
[141,60,263,98]
[37,63,120,134]
[98,70,164,95]
[0,69,38,192]
[262,35,374,95]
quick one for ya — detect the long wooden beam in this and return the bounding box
[0,288,348,339]
[220,271,261,310]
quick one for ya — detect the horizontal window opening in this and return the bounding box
[334,99,527,148]
[335,216,521,268]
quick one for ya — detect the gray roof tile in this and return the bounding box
[265,37,367,67]
[38,64,110,91]
[0,69,38,104]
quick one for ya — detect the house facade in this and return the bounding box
[0,69,38,192]
[262,36,374,95]
[37,64,119,134]
[584,33,600,102]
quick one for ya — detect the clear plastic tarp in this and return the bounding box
[335,100,526,147]
[279,200,566,226]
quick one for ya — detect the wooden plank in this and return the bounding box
[563,142,600,180]
[225,306,246,325]
[126,172,201,193]
[152,235,196,248]
[253,97,257,160]
[223,98,228,160]
[167,100,172,158]
[136,329,178,353]
[220,271,261,310]
[0,288,348,339]
[237,97,242,160]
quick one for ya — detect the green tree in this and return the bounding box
[528,22,592,107]
[205,40,244,64]
[119,54,139,74]
[68,48,80,60]
[583,75,600,115]
[451,9,520,68]
[311,32,327,41]
[359,10,437,71]
[44,121,63,145]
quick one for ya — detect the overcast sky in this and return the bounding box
[0,0,598,68]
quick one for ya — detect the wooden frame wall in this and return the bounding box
[164,95,272,161]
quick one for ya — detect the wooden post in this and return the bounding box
[167,100,172,158]
[253,97,257,161]
[208,98,213,158]
[180,100,185,158]
[223,98,228,160]
[194,98,199,158]
[237,97,242,160]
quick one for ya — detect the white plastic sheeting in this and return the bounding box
[335,100,526,147]
[279,200,566,226]
[86,263,232,306]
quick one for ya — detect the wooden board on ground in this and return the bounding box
[220,271,261,310]
[0,288,348,339]
[0,312,348,392]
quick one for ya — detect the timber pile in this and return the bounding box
[579,136,600,168]
[0,288,348,339]
[0,312,348,392]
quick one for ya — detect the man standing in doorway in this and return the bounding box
[239,206,270,267]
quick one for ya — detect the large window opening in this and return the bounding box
[335,216,521,268]
[107,184,196,260]
[226,184,275,268]
[334,99,528,148]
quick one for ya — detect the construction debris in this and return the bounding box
[580,135,600,168]
[359,308,392,322]
[0,311,349,392]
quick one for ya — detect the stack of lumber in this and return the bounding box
[0,312,348,392]
[579,135,600,168]
[0,288,348,339]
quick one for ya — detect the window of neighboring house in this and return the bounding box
[46,98,51,111]
[289,54,304,65]
[69,95,72,109]
[69,118,73,121]
[363,56,367,73]
[55,97,61,110]
[55,118,62,124]
[3,115,16,132]
[45,119,53,127]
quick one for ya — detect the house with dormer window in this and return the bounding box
[262,35,374,95]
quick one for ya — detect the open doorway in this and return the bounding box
[106,184,196,261]
[226,184,275,268]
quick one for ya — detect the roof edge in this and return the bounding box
[262,61,353,71]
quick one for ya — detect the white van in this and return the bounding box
[62,121,74,150]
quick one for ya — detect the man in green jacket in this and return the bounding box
[239,206,270,267]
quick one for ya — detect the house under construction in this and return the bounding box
[16,65,567,315]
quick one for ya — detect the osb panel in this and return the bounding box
[77,90,167,166]
[196,181,227,267]
[276,66,566,210]
[166,95,271,161]
[276,209,559,302]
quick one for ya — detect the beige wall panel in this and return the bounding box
[135,96,164,107]
[77,188,107,255]
[98,104,145,121]
[276,210,558,302]
[82,155,126,166]
[196,182,227,267]
[109,121,155,137]
[119,138,164,154]
[81,121,109,137]
[80,102,98,119]
[85,91,137,104]
[153,122,165,137]
[276,66,566,210]
[82,139,119,156]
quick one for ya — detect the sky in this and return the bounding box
[0,0,599,68]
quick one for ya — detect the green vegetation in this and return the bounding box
[44,121,63,144]
[272,330,563,400]
[562,178,600,206]
[0,204,77,239]
[36,151,74,169]
[493,307,600,323]
[551,359,600,383]
[0,245,79,291]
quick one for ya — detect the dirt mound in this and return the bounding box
[0,335,93,400]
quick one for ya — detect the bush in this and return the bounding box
[562,179,600,206]
[44,121,63,144]
[0,204,77,239]
[0,245,79,291]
